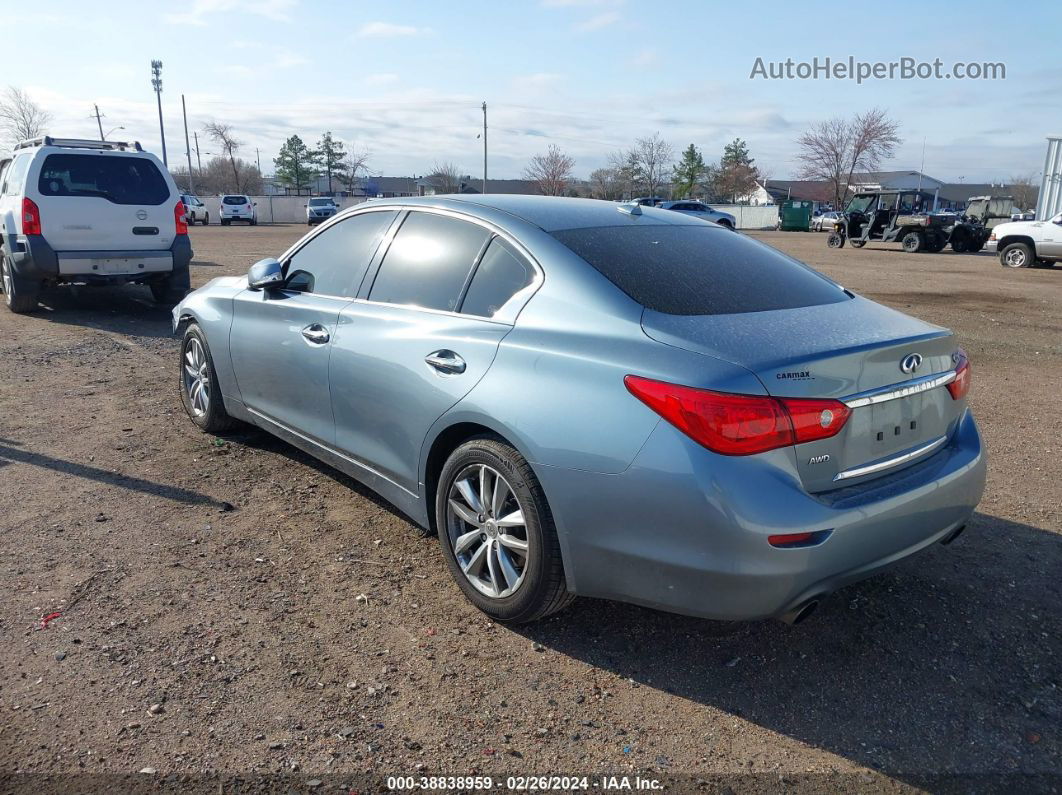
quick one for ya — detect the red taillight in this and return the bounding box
[22,197,41,236]
[946,350,971,400]
[175,200,188,235]
[768,532,814,547]
[624,375,850,456]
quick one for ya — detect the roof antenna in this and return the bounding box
[617,202,642,216]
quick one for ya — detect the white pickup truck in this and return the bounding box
[986,211,1062,268]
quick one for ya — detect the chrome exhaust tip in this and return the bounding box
[779,599,820,626]
[940,524,966,546]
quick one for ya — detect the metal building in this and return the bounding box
[1036,136,1062,220]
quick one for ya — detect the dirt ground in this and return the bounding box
[1,224,1059,791]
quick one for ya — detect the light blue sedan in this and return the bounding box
[173,195,985,624]
[659,199,737,229]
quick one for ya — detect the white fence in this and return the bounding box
[710,205,779,230]
[199,195,369,224]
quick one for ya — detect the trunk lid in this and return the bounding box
[642,296,964,491]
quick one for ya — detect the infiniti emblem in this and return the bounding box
[900,353,923,374]
[135,209,148,221]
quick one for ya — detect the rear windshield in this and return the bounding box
[308,198,334,206]
[551,225,849,316]
[37,154,169,205]
[223,196,249,205]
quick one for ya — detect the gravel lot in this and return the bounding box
[1,224,1059,789]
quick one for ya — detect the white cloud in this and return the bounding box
[355,21,431,38]
[633,49,658,67]
[364,73,401,87]
[166,0,295,26]
[575,11,621,31]
[277,52,309,68]
[512,73,566,95]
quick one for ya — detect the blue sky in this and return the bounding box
[4,0,1060,183]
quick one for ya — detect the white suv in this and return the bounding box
[219,194,257,225]
[0,136,192,313]
[181,194,209,225]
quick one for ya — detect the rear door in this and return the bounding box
[30,150,175,251]
[330,210,537,493]
[229,209,398,444]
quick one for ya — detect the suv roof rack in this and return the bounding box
[14,136,144,152]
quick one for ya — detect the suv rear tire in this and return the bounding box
[1,251,41,313]
[150,268,192,305]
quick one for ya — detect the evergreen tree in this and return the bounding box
[672,143,706,199]
[273,135,319,194]
[315,131,348,194]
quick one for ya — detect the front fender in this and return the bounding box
[171,277,246,404]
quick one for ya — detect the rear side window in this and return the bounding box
[369,212,489,312]
[284,210,397,297]
[37,154,169,205]
[551,225,848,316]
[3,155,31,196]
[461,238,534,318]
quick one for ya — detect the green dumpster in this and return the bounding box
[779,200,813,231]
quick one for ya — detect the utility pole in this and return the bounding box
[193,131,202,172]
[92,105,105,141]
[255,147,261,173]
[481,101,488,194]
[151,60,168,167]
[181,94,195,195]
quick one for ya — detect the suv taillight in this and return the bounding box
[175,200,188,235]
[22,197,42,236]
[624,376,850,456]
[946,349,971,400]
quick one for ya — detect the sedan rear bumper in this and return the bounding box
[535,407,986,621]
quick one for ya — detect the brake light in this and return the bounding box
[22,197,41,236]
[946,350,971,400]
[768,532,814,547]
[624,376,850,456]
[174,200,188,235]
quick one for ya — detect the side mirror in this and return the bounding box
[253,202,258,206]
[247,258,284,290]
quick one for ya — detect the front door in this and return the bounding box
[229,209,398,445]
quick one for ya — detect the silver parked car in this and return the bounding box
[658,200,736,229]
[173,196,986,624]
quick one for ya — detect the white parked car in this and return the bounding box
[985,212,1062,268]
[0,136,192,313]
[306,197,339,225]
[812,210,841,232]
[659,200,736,229]
[219,194,257,226]
[181,194,209,225]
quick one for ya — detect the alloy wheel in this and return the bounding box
[182,338,211,416]
[445,464,529,598]
[1004,248,1027,268]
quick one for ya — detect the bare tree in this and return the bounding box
[0,87,52,149]
[607,150,638,199]
[173,156,261,195]
[589,166,623,200]
[629,133,674,199]
[1009,173,1038,211]
[203,121,244,193]
[796,108,901,208]
[342,148,371,194]
[523,144,575,196]
[425,161,461,194]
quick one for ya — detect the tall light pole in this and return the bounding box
[181,94,194,194]
[92,105,105,141]
[151,60,168,167]
[193,131,203,172]
[481,101,488,194]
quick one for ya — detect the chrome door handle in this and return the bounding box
[425,350,466,374]
[301,324,330,344]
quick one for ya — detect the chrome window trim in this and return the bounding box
[842,369,957,409]
[833,435,948,482]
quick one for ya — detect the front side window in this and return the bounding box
[284,210,397,297]
[37,154,169,205]
[461,238,534,319]
[368,212,489,312]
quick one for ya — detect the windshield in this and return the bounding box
[37,154,169,205]
[223,196,249,205]
[846,195,875,214]
[551,224,848,316]
[309,198,334,206]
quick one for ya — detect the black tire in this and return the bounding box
[1000,242,1033,268]
[435,436,573,623]
[202,214,209,226]
[250,218,257,226]
[179,324,239,434]
[826,232,845,249]
[220,218,230,226]
[901,231,925,253]
[1,250,41,313]
[149,268,191,305]
[950,229,969,253]
[927,234,947,253]
[716,219,733,230]
[850,239,866,248]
